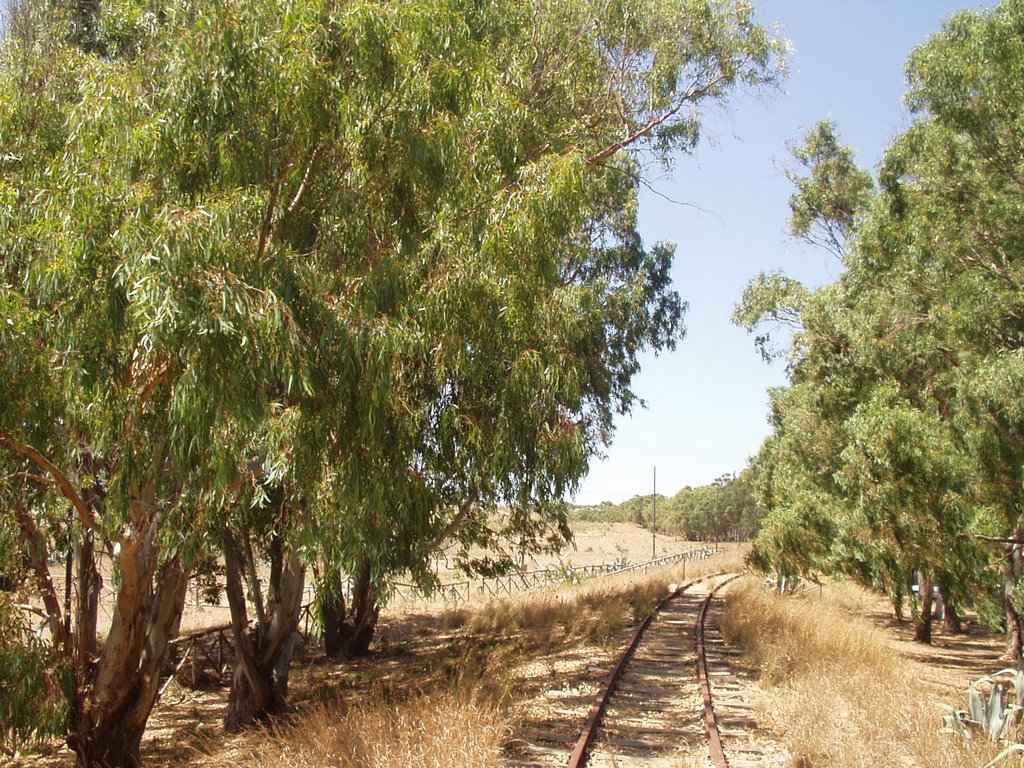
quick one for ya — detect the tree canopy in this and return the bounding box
[0,0,783,761]
[739,0,1024,649]
[571,469,764,542]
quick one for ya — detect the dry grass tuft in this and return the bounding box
[203,688,509,768]
[721,577,1007,768]
[721,578,894,686]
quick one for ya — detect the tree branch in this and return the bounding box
[0,430,102,535]
[427,499,477,551]
[586,73,729,166]
[242,528,267,631]
[287,145,324,214]
[111,356,171,482]
[10,471,55,486]
[976,534,1024,545]
[12,496,69,654]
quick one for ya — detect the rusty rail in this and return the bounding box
[565,573,718,768]
[564,593,669,768]
[697,574,743,767]
[565,572,739,768]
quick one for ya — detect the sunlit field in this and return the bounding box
[721,577,1010,768]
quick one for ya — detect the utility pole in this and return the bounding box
[715,477,720,551]
[651,466,657,560]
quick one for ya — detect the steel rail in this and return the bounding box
[564,572,729,768]
[697,573,743,768]
[563,590,673,768]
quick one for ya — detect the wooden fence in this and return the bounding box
[158,545,720,693]
[391,545,717,603]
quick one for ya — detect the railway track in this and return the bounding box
[504,573,765,768]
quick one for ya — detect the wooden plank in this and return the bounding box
[718,716,758,727]
[602,735,681,751]
[606,701,683,713]
[614,687,684,699]
[525,730,579,744]
[521,743,572,756]
[604,723,701,738]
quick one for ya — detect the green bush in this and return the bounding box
[0,599,73,753]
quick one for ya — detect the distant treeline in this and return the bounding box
[571,470,763,541]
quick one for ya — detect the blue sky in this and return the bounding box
[572,1,993,505]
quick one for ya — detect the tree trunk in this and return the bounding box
[68,550,189,767]
[888,579,905,623]
[75,536,101,665]
[944,602,963,634]
[913,572,933,644]
[317,567,346,657]
[339,555,379,657]
[223,528,305,732]
[14,497,69,652]
[6,436,185,767]
[933,575,961,634]
[1005,592,1023,662]
[1005,541,1024,663]
[223,647,273,732]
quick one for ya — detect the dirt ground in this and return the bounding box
[11,527,1011,767]
[866,598,1008,700]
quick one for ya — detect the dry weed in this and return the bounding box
[453,550,737,652]
[203,688,508,768]
[721,577,1009,768]
[200,550,739,768]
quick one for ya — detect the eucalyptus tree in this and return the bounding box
[746,246,986,639]
[737,114,960,633]
[745,282,865,588]
[785,120,875,261]
[882,0,1024,654]
[1,0,785,758]
[816,0,1024,646]
[732,120,870,362]
[745,1,1024,649]
[297,0,786,661]
[747,134,992,640]
[0,1,310,762]
[737,123,877,586]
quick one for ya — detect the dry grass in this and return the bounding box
[200,688,508,768]
[196,551,743,768]
[721,577,1011,768]
[447,548,744,652]
[12,541,744,768]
